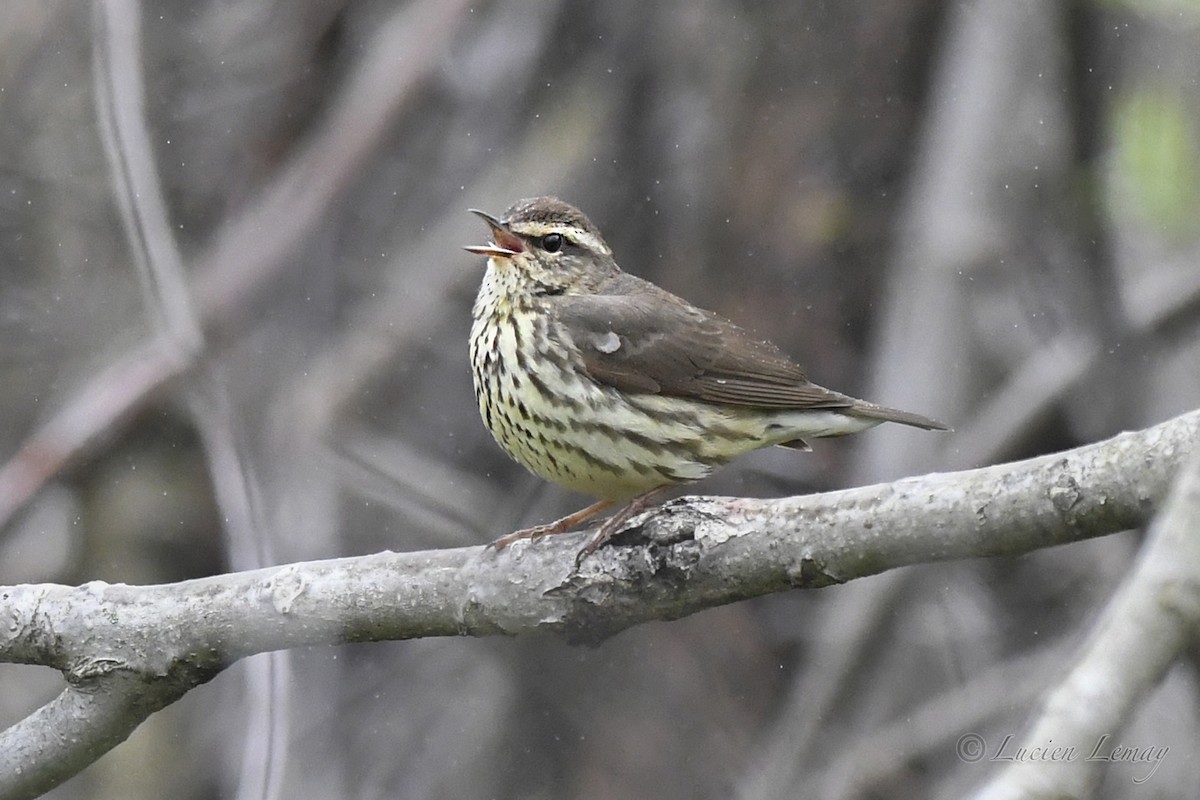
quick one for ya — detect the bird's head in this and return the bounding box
[465,196,617,295]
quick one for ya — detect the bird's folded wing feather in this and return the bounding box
[553,279,857,411]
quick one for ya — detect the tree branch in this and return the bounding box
[969,439,1200,798]
[0,675,201,800]
[0,409,1196,799]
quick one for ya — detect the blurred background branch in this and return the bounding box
[970,447,1200,800]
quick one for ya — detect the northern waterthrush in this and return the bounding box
[466,196,947,558]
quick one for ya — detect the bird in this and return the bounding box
[464,196,947,560]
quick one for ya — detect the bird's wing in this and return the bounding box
[553,277,857,411]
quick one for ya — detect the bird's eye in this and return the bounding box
[539,233,564,253]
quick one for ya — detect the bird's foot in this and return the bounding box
[489,488,673,565]
[489,499,614,551]
[574,487,672,566]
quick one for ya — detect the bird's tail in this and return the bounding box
[849,401,951,431]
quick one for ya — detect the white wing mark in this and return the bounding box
[593,331,621,354]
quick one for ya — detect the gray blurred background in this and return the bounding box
[3,0,1200,798]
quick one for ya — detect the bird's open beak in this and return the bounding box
[464,209,525,258]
